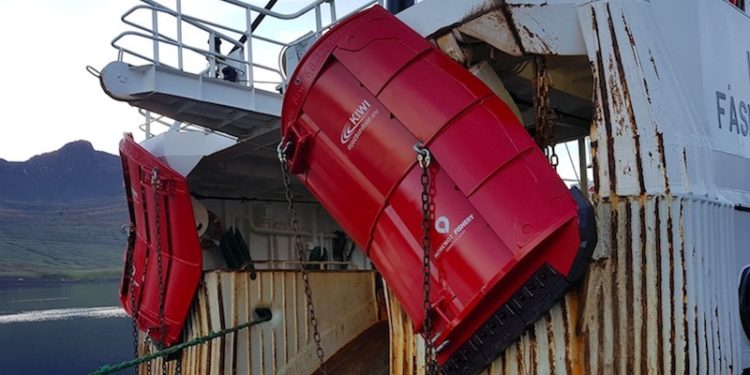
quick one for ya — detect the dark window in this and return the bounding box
[729,0,746,11]
[739,266,750,340]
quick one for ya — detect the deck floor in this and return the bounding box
[314,320,390,375]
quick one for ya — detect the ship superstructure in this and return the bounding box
[95,0,750,373]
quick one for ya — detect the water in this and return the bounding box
[0,280,134,375]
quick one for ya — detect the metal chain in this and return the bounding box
[533,55,559,170]
[125,224,140,373]
[144,336,152,374]
[414,144,438,375]
[277,141,327,374]
[151,169,168,375]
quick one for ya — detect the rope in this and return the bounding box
[88,315,271,375]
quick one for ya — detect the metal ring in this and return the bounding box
[277,138,291,162]
[413,143,431,168]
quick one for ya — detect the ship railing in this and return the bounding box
[111,0,383,90]
[111,0,382,139]
[111,2,282,90]
[137,109,237,141]
[247,260,360,271]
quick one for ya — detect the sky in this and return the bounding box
[0,0,341,162]
[0,0,142,161]
[0,0,587,186]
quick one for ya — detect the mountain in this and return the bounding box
[0,140,123,202]
[0,141,128,281]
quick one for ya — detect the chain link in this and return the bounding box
[414,144,438,375]
[278,140,327,374]
[533,55,559,170]
[144,336,152,374]
[151,169,168,375]
[125,223,140,373]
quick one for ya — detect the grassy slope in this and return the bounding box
[0,198,127,280]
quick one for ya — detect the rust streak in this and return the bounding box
[520,24,552,53]
[639,203,648,375]
[682,148,688,172]
[654,198,664,375]
[642,78,652,105]
[656,132,670,194]
[562,297,580,374]
[703,314,709,373]
[591,7,618,195]
[590,138,600,200]
[648,49,660,80]
[620,11,636,45]
[545,313,556,375]
[716,307,723,372]
[695,305,700,372]
[607,4,645,195]
[516,334,524,374]
[625,200,635,374]
[679,201,689,373]
[597,283,606,375]
[499,4,527,55]
[667,203,676,375]
[611,201,622,372]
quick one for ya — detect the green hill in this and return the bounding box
[0,198,127,280]
[0,141,127,281]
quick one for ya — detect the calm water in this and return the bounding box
[0,280,134,375]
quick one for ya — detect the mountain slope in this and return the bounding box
[0,140,123,202]
[0,141,127,280]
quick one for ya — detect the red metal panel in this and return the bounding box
[281,6,594,374]
[119,134,202,347]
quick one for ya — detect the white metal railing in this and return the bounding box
[111,0,383,88]
[137,109,237,140]
[111,0,382,139]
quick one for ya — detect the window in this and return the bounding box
[729,0,746,11]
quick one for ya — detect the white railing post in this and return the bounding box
[245,8,254,86]
[578,138,589,201]
[208,32,217,78]
[176,0,183,70]
[151,7,160,64]
[329,0,337,22]
[145,111,153,138]
[315,3,323,36]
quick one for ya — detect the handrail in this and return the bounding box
[111,31,283,81]
[220,0,346,21]
[122,5,245,51]
[250,260,360,270]
[109,0,383,140]
[137,109,237,141]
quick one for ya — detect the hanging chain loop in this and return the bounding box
[533,55,559,170]
[151,169,169,374]
[278,139,327,374]
[414,143,438,375]
[125,223,140,371]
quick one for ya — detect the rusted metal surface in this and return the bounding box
[386,1,745,373]
[387,196,736,374]
[457,9,523,56]
[136,270,381,374]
